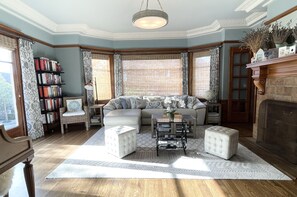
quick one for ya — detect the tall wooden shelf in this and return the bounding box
[246,54,297,95]
[34,57,64,133]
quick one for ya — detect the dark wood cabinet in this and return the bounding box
[228,48,254,123]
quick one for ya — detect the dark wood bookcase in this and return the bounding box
[34,57,64,133]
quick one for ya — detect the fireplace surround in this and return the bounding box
[247,54,297,164]
[257,100,297,164]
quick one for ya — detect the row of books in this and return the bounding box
[42,112,59,124]
[40,98,62,111]
[39,86,62,97]
[37,73,62,85]
[34,57,62,72]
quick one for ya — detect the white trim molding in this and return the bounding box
[235,0,270,13]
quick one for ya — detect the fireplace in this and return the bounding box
[257,100,297,164]
[246,54,297,164]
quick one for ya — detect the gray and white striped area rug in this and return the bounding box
[47,126,291,180]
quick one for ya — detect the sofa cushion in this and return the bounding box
[104,109,141,125]
[175,108,196,117]
[141,109,165,118]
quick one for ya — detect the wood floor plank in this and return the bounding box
[7,124,297,197]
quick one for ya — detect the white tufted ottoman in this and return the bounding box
[105,126,137,158]
[204,126,239,159]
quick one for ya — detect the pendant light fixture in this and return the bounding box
[132,0,168,30]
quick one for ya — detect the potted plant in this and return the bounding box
[241,25,269,60]
[292,24,297,43]
[271,21,292,47]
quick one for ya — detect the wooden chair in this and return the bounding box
[59,96,89,134]
[0,125,35,197]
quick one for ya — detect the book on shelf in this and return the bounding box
[34,57,62,72]
[42,98,62,111]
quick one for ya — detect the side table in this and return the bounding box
[206,103,221,125]
[89,104,104,127]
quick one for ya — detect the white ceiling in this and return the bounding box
[0,0,272,40]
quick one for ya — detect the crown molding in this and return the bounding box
[0,0,57,32]
[235,0,266,13]
[113,31,187,40]
[0,0,266,41]
[245,12,267,26]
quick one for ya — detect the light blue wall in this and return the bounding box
[188,31,223,47]
[54,47,84,96]
[267,0,297,20]
[33,42,55,59]
[0,10,54,44]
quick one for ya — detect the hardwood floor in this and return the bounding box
[9,124,297,197]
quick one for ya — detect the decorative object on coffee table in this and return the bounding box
[163,96,177,118]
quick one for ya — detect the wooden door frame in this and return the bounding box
[227,47,254,123]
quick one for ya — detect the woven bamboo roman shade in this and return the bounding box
[92,54,112,100]
[0,34,17,50]
[122,54,182,96]
[192,51,211,98]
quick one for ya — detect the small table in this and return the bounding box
[89,104,104,127]
[153,114,188,156]
[206,103,221,125]
[151,114,197,138]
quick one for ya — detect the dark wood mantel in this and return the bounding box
[246,54,297,95]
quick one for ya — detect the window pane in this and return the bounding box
[122,59,182,96]
[0,48,18,130]
[192,53,211,98]
[92,58,112,100]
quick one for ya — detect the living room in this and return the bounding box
[0,0,297,196]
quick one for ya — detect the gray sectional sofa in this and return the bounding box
[103,95,206,133]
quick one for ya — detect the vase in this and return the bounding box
[167,112,175,121]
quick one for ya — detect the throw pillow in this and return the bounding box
[136,98,147,109]
[186,96,196,108]
[174,95,188,108]
[103,103,115,111]
[120,98,129,109]
[66,99,82,112]
[145,101,163,109]
[112,98,123,109]
[129,97,137,109]
[192,101,206,109]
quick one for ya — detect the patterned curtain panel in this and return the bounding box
[181,52,189,95]
[114,54,123,97]
[82,50,94,106]
[210,47,220,103]
[19,38,44,139]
